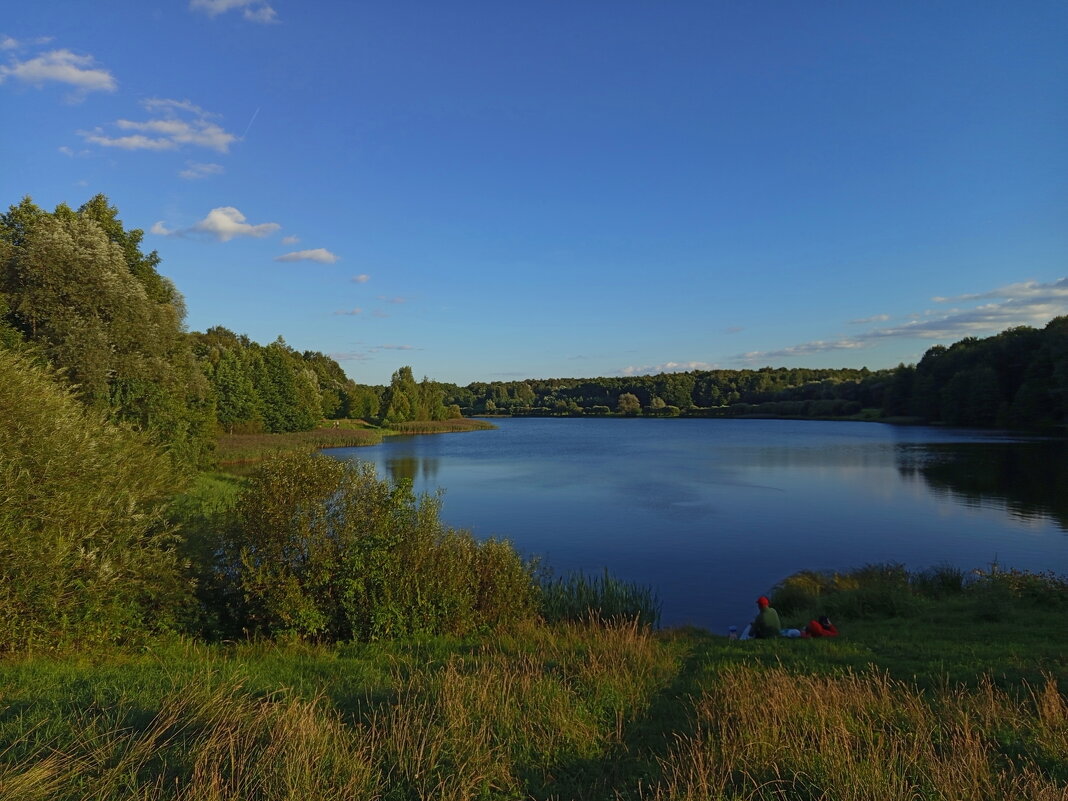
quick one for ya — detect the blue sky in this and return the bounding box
[3,2,1066,386]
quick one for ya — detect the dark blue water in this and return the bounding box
[328,418,1068,631]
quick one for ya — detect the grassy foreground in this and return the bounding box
[2,568,1066,801]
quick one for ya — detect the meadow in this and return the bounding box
[1,565,1065,801]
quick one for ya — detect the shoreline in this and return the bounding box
[215,417,496,467]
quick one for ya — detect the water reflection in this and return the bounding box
[896,441,1068,531]
[385,455,440,485]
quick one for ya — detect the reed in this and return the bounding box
[389,418,497,434]
[215,425,383,465]
[540,568,663,628]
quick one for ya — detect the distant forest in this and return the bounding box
[438,317,1068,429]
[2,195,1066,474]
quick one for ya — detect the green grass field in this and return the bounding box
[2,566,1065,800]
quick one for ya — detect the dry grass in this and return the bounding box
[647,665,1068,801]
[2,620,1065,800]
[0,679,378,801]
[0,620,671,801]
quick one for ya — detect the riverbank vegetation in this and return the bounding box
[213,418,493,466]
[1,565,1065,800]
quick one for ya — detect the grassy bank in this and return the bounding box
[215,417,495,466]
[2,566,1065,800]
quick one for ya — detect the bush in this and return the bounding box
[771,570,833,614]
[0,348,190,651]
[220,452,539,640]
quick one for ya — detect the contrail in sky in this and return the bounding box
[241,107,261,139]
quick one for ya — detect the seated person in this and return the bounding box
[803,615,838,637]
[750,595,782,638]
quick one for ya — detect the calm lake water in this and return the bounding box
[328,418,1068,632]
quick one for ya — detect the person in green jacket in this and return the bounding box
[751,595,782,638]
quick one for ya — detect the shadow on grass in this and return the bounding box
[526,627,718,800]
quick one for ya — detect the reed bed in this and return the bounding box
[540,569,663,628]
[388,419,497,435]
[216,426,383,465]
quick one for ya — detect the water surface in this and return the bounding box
[329,418,1068,631]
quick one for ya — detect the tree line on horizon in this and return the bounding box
[432,320,1068,429]
[2,193,1066,476]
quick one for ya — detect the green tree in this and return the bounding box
[0,198,214,465]
[616,392,641,416]
[380,366,419,424]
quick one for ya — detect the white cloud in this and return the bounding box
[619,361,717,376]
[1,36,20,50]
[352,274,370,283]
[736,340,868,364]
[281,235,299,245]
[179,161,224,180]
[276,248,339,264]
[152,207,280,242]
[848,314,891,325]
[378,296,407,304]
[333,308,363,316]
[735,278,1068,365]
[80,97,237,153]
[190,0,278,23]
[329,344,419,363]
[0,48,116,99]
[330,351,373,362]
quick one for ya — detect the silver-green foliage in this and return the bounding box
[1,197,215,466]
[0,349,190,651]
[224,452,539,640]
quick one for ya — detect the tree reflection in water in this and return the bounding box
[897,441,1068,531]
[385,455,440,485]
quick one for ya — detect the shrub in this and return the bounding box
[0,348,190,651]
[220,452,539,640]
[771,570,833,614]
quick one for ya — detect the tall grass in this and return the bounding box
[389,418,496,435]
[0,678,379,801]
[216,425,383,465]
[648,665,1068,800]
[215,418,494,466]
[0,621,672,801]
[540,569,662,628]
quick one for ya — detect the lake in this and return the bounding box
[328,418,1068,632]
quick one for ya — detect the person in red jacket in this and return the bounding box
[803,615,838,637]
